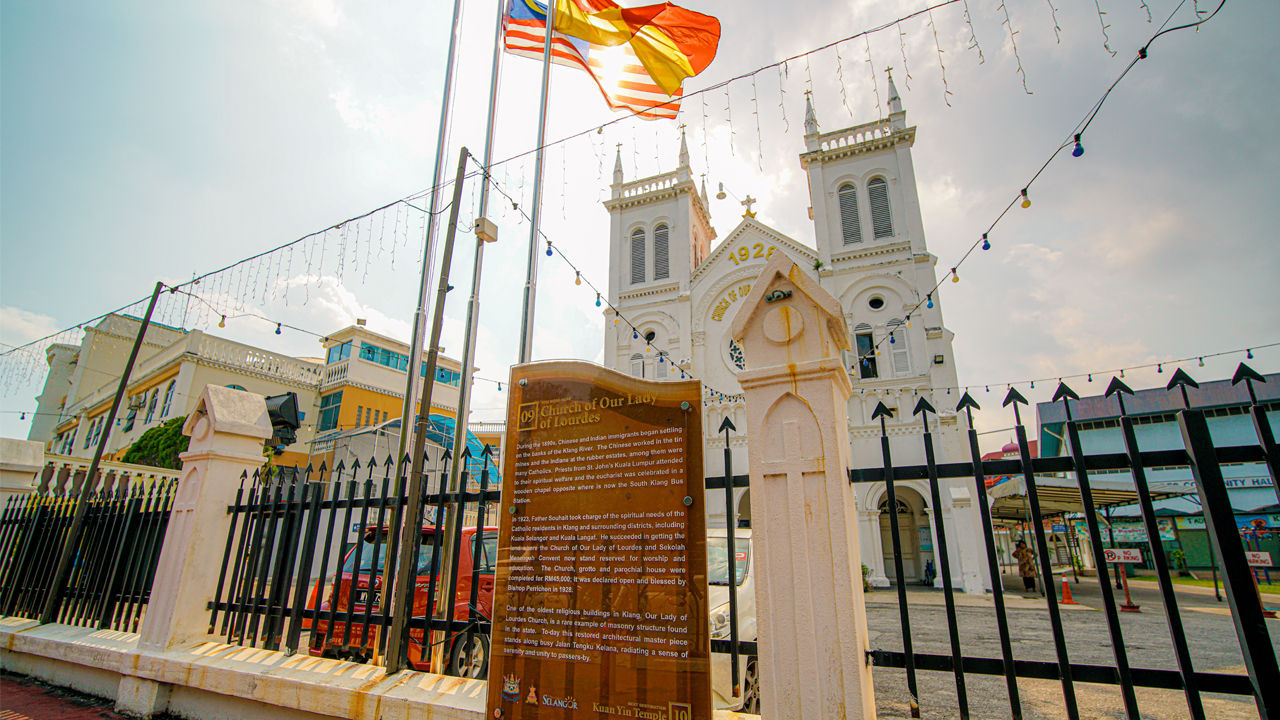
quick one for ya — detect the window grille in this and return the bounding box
[631,228,646,284]
[838,183,862,245]
[728,339,746,371]
[869,177,894,238]
[654,224,670,280]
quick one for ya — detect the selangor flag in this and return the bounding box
[552,0,720,97]
[504,0,716,120]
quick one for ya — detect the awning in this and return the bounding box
[988,474,1191,523]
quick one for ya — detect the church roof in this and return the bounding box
[692,216,816,285]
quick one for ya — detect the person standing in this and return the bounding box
[1013,540,1037,593]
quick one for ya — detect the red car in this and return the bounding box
[308,525,498,676]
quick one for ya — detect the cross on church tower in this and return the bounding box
[741,195,757,218]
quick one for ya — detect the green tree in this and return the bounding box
[120,416,189,470]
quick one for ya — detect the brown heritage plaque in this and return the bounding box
[486,361,709,720]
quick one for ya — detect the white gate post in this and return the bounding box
[729,253,876,719]
[119,386,271,717]
[138,385,271,652]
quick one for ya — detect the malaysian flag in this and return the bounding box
[504,0,682,120]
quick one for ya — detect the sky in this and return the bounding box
[2,0,1277,451]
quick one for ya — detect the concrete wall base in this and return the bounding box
[0,620,486,720]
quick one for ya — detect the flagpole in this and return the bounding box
[384,0,467,674]
[445,0,507,484]
[517,0,557,364]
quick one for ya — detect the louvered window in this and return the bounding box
[838,183,862,245]
[888,319,910,375]
[869,177,893,238]
[630,228,646,284]
[630,353,645,378]
[654,224,670,280]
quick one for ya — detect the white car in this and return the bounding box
[708,527,758,713]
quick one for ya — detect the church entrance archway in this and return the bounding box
[878,486,930,584]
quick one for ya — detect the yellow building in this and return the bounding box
[29,317,504,474]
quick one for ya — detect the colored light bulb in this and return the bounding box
[218,315,226,328]
[545,241,552,257]
[981,234,990,251]
[926,294,934,309]
[951,269,959,283]
[1020,189,1031,209]
[633,330,639,340]
[595,293,601,307]
[275,323,282,335]
[889,335,896,344]
[1247,348,1254,359]
[1198,357,1204,367]
[1072,134,1084,157]
[1157,363,1163,373]
[1087,373,1093,382]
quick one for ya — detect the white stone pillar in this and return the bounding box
[137,385,271,653]
[0,438,42,504]
[729,253,876,720]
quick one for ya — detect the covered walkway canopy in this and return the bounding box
[987,474,1191,524]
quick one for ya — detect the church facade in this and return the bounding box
[601,79,989,593]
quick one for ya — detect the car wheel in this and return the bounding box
[741,656,760,714]
[448,633,490,678]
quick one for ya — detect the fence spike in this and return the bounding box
[1166,367,1199,392]
[350,457,362,474]
[334,459,346,476]
[955,391,980,413]
[442,448,452,461]
[481,443,495,458]
[367,456,378,472]
[1001,386,1028,407]
[383,454,395,468]
[1104,376,1134,398]
[1231,362,1265,387]
[461,446,473,460]
[718,416,737,434]
[871,401,895,420]
[1052,381,1079,403]
[317,460,328,475]
[911,396,936,417]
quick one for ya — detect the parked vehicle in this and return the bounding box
[308,525,498,677]
[708,527,758,713]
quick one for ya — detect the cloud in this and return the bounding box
[0,307,60,347]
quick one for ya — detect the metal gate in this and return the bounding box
[849,368,1279,719]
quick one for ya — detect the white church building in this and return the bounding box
[602,78,989,593]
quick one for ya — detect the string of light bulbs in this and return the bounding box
[856,0,1226,369]
[2,0,1107,368]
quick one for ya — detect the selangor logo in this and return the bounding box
[501,674,520,702]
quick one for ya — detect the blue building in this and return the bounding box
[1034,371,1280,571]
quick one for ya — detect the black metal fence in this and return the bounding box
[207,449,500,677]
[849,368,1279,720]
[0,478,176,632]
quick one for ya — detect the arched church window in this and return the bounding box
[630,352,645,378]
[654,224,670,280]
[868,177,893,239]
[728,339,745,371]
[887,318,909,375]
[630,228,646,284]
[837,183,862,245]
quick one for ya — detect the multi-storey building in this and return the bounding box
[29,317,501,475]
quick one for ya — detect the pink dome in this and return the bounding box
[1001,441,1018,454]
